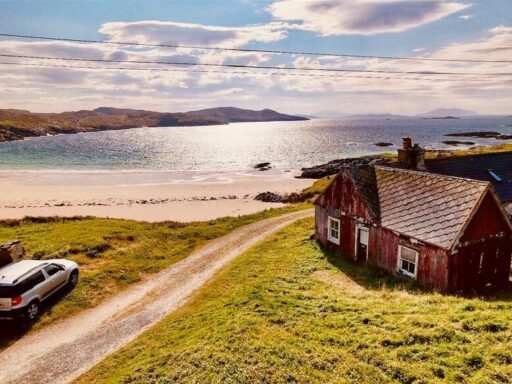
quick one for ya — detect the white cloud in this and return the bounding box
[269,0,470,35]
[0,17,510,115]
[430,25,512,60]
[99,21,289,48]
[459,14,473,20]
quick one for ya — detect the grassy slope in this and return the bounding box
[302,175,333,196]
[381,143,512,160]
[77,218,512,384]
[0,204,308,333]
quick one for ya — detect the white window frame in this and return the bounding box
[327,217,341,245]
[397,245,419,279]
[354,225,370,261]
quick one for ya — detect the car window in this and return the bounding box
[0,285,14,298]
[18,271,46,294]
[44,264,62,276]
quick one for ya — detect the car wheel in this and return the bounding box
[26,301,39,321]
[68,270,79,289]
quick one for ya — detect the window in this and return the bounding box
[327,217,341,245]
[18,271,45,294]
[44,264,62,277]
[0,285,14,298]
[487,169,502,182]
[398,246,418,278]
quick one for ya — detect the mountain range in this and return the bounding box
[0,107,308,142]
[416,108,479,118]
[342,108,480,119]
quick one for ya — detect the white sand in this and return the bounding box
[0,169,312,222]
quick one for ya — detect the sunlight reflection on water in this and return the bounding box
[0,117,510,171]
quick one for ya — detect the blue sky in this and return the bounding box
[0,0,511,114]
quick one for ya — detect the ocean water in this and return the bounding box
[0,117,510,172]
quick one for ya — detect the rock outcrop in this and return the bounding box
[299,155,394,179]
[0,240,25,268]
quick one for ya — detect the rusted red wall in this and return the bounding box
[451,192,512,291]
[369,228,450,291]
[315,169,374,259]
[316,169,374,221]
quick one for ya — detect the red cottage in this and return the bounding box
[314,166,512,292]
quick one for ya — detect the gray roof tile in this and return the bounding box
[375,166,489,249]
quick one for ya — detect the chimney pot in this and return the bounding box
[402,137,412,150]
[397,137,426,170]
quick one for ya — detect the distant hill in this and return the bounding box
[187,107,308,123]
[418,108,479,118]
[0,107,308,143]
[346,113,409,119]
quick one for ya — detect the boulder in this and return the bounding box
[254,162,272,171]
[299,155,394,179]
[0,240,25,268]
[254,191,284,203]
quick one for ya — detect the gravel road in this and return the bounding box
[0,209,313,384]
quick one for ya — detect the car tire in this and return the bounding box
[26,301,40,322]
[68,270,79,289]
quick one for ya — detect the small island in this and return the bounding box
[442,140,475,146]
[445,131,512,140]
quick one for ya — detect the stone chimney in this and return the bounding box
[397,137,426,170]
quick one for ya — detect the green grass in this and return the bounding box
[77,218,512,384]
[302,176,333,197]
[0,204,308,335]
[381,143,512,161]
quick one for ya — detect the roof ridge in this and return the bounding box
[375,165,491,186]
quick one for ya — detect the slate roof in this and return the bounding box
[348,166,491,249]
[375,167,492,249]
[425,152,512,203]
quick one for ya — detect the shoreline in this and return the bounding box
[0,169,311,222]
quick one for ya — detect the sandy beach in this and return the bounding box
[0,169,311,222]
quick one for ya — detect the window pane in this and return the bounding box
[359,229,369,244]
[20,271,46,292]
[44,265,60,276]
[328,218,340,241]
[401,247,417,262]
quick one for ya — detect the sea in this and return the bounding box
[0,117,510,172]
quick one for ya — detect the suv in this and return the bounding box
[0,259,79,321]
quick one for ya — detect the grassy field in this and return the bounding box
[0,204,309,338]
[77,218,512,384]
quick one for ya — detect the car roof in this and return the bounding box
[0,260,48,285]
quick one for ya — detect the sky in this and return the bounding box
[0,0,511,115]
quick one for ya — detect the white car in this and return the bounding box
[0,259,79,321]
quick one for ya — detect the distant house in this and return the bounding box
[314,165,512,292]
[425,152,512,216]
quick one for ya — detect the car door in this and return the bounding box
[43,264,67,292]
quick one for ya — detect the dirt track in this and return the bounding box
[0,209,313,384]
